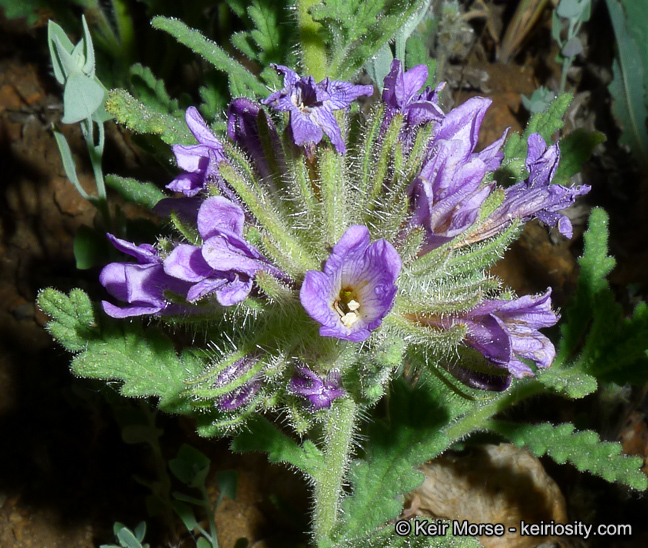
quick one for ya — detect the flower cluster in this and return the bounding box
[99,59,589,419]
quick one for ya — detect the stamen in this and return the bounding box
[341,312,359,327]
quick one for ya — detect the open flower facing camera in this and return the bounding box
[40,10,648,545]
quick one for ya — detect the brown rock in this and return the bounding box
[406,444,568,548]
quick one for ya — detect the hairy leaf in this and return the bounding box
[105,174,166,209]
[490,421,648,490]
[311,0,431,80]
[152,16,268,98]
[231,416,325,477]
[37,288,98,353]
[558,208,616,361]
[501,93,572,172]
[106,89,193,145]
[129,63,182,116]
[553,129,606,186]
[71,321,204,414]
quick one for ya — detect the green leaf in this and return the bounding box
[606,0,648,168]
[196,538,212,548]
[115,526,145,548]
[37,288,98,353]
[231,416,325,478]
[129,63,181,116]
[501,93,572,169]
[247,0,292,67]
[106,89,193,145]
[172,500,198,532]
[105,175,166,209]
[64,314,204,413]
[169,444,211,488]
[557,208,615,361]
[536,365,598,399]
[52,129,89,200]
[554,208,648,386]
[48,19,76,85]
[73,226,110,270]
[311,0,431,80]
[216,469,238,505]
[365,43,393,88]
[553,128,606,186]
[133,522,146,543]
[333,379,451,541]
[0,0,48,26]
[151,16,268,98]
[489,421,648,490]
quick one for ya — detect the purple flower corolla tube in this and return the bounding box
[227,98,283,180]
[290,367,345,410]
[382,59,445,128]
[300,225,401,342]
[99,234,193,318]
[407,96,509,251]
[409,138,494,251]
[167,107,228,197]
[454,289,558,379]
[163,196,284,306]
[262,64,373,154]
[212,354,262,411]
[473,133,591,242]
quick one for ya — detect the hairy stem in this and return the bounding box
[313,397,357,545]
[444,378,544,442]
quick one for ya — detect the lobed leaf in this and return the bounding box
[231,416,325,478]
[37,288,98,353]
[129,63,181,116]
[501,93,572,170]
[557,208,615,361]
[151,16,268,98]
[40,294,207,414]
[490,421,648,490]
[311,0,431,80]
[553,129,606,186]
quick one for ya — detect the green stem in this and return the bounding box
[444,379,544,442]
[313,397,357,546]
[199,484,220,548]
[297,0,328,79]
[81,118,111,227]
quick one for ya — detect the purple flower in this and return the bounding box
[409,139,494,251]
[300,225,401,342]
[163,196,283,306]
[453,289,559,379]
[262,64,373,154]
[407,97,509,251]
[227,97,283,180]
[167,107,228,197]
[290,367,345,410]
[99,235,193,318]
[382,59,444,128]
[212,354,262,411]
[473,133,591,242]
